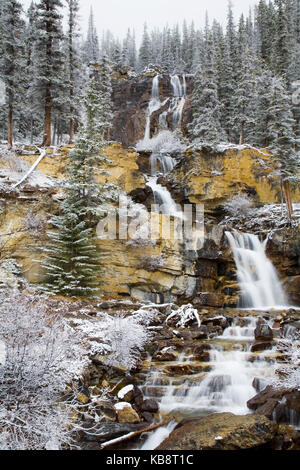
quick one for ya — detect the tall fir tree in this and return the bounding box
[267,76,299,217]
[138,23,151,71]
[83,7,100,64]
[42,73,113,297]
[0,0,25,147]
[189,34,227,145]
[30,0,64,146]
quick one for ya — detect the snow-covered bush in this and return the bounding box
[223,194,254,217]
[166,304,201,328]
[136,130,186,154]
[0,289,89,450]
[0,259,23,289]
[272,330,300,389]
[221,203,300,231]
[74,311,153,370]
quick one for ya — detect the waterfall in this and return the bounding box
[170,74,186,130]
[226,231,288,309]
[147,176,181,217]
[140,316,277,449]
[150,153,175,176]
[144,75,162,141]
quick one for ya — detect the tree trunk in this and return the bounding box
[239,124,244,145]
[8,102,13,148]
[42,88,52,147]
[283,179,293,220]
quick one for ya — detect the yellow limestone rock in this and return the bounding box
[174,147,300,208]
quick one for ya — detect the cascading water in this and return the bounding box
[170,75,186,130]
[139,316,277,449]
[226,231,288,309]
[144,75,162,141]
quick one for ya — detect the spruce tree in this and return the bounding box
[138,23,151,71]
[230,51,259,144]
[0,0,25,147]
[83,7,100,64]
[189,34,227,145]
[267,76,299,217]
[42,73,113,297]
[30,0,64,147]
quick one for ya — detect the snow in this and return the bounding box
[166,304,201,328]
[0,341,6,366]
[136,130,186,154]
[117,385,134,400]
[114,402,131,411]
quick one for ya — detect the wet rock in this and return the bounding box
[141,399,159,413]
[141,412,154,423]
[156,413,278,450]
[251,341,273,352]
[193,343,211,361]
[254,320,273,341]
[248,385,300,422]
[153,346,177,362]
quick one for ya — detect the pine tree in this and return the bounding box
[0,0,25,147]
[189,34,227,145]
[273,0,291,78]
[92,57,113,140]
[42,74,113,297]
[138,23,151,71]
[230,51,259,144]
[30,0,64,147]
[83,7,100,64]
[267,76,299,217]
[66,0,81,144]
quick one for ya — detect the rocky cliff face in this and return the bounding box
[1,142,299,306]
[111,72,193,147]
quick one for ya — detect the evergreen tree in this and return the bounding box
[230,51,259,144]
[42,74,112,297]
[84,7,100,64]
[138,23,151,71]
[0,0,25,147]
[267,76,300,217]
[189,34,227,145]
[66,0,81,144]
[30,0,64,147]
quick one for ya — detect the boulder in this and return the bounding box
[251,341,273,352]
[248,385,300,421]
[117,384,134,402]
[153,347,177,362]
[156,413,278,450]
[115,402,140,423]
[254,321,273,341]
[141,399,159,413]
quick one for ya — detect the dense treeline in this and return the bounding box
[0,0,299,179]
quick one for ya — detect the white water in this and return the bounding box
[150,153,175,176]
[226,231,288,309]
[147,176,182,217]
[144,75,162,141]
[170,75,186,130]
[141,317,276,449]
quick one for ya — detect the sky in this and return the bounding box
[21,0,259,43]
